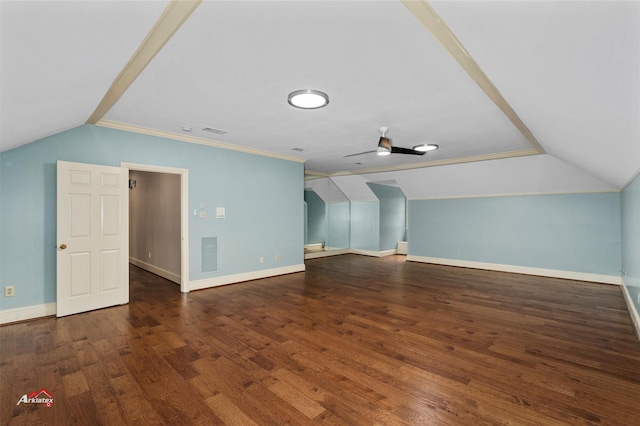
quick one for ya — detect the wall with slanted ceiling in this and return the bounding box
[0,124,304,313]
[407,192,621,280]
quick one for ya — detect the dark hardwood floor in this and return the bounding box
[2,255,640,425]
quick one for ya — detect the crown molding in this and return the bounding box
[621,167,640,191]
[96,120,306,163]
[328,149,540,177]
[407,188,620,201]
[304,170,330,180]
[101,120,539,177]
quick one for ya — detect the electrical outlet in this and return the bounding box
[259,257,264,264]
[275,254,280,262]
[637,292,640,304]
[4,286,15,297]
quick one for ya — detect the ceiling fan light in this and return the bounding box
[377,136,392,156]
[288,89,329,109]
[413,143,439,152]
[377,146,391,156]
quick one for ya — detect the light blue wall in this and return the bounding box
[350,201,380,251]
[367,183,406,251]
[326,202,350,249]
[622,174,640,314]
[304,190,326,245]
[0,124,304,311]
[408,192,621,276]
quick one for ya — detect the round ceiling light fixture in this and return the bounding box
[288,89,329,109]
[413,143,439,152]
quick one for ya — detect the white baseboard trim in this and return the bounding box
[406,255,623,285]
[325,246,348,251]
[130,258,180,284]
[305,249,399,259]
[621,280,640,342]
[350,249,397,258]
[304,243,324,250]
[0,302,57,325]
[190,264,306,291]
[305,248,350,259]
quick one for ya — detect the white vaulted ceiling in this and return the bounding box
[1,1,639,198]
[0,0,170,149]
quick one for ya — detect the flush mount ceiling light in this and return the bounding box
[287,89,329,109]
[413,143,439,152]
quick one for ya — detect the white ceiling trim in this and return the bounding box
[402,0,545,155]
[406,189,619,202]
[304,171,331,180]
[321,148,540,177]
[363,154,617,200]
[96,120,306,164]
[621,167,640,191]
[86,0,202,124]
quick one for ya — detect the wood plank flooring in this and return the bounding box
[2,255,639,425]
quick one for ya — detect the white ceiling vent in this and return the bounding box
[202,127,227,135]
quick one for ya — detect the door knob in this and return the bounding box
[59,244,67,250]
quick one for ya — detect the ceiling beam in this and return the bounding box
[401,0,545,154]
[86,0,201,124]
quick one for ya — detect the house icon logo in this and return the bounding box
[17,388,54,407]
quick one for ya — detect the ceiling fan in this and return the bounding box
[343,127,438,158]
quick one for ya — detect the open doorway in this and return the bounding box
[122,162,189,292]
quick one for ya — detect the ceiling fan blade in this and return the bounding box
[343,150,377,158]
[391,146,426,156]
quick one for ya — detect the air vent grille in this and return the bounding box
[202,127,227,135]
[202,237,218,272]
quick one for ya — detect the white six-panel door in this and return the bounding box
[56,161,129,317]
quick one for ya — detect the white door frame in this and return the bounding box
[122,162,190,293]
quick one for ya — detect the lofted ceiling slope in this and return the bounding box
[1,1,638,197]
